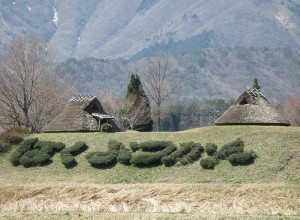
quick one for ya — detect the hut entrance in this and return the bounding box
[92,113,114,130]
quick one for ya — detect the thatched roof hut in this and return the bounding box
[214,88,290,126]
[42,95,120,132]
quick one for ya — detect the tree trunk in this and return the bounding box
[157,103,161,131]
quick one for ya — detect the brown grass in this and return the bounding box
[0,183,299,217]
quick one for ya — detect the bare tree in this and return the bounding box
[0,36,72,132]
[142,53,178,131]
[95,90,123,125]
[284,95,300,126]
[119,94,151,130]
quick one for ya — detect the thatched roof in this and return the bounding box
[42,95,120,132]
[214,88,290,126]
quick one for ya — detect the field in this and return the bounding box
[0,126,299,219]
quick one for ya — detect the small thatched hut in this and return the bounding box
[214,88,290,126]
[42,95,120,132]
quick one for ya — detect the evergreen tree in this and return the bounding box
[120,74,153,131]
[253,78,261,91]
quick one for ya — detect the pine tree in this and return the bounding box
[120,74,153,131]
[253,78,261,91]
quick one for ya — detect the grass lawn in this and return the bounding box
[0,126,299,218]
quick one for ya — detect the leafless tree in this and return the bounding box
[119,94,150,130]
[284,95,300,126]
[95,90,123,125]
[0,36,72,132]
[142,53,178,131]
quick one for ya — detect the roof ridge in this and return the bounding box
[70,94,95,102]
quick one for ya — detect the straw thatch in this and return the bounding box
[214,88,290,126]
[42,95,120,132]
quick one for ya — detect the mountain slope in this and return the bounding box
[0,0,299,59]
[57,48,300,102]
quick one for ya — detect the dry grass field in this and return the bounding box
[0,126,299,219]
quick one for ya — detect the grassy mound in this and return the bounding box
[0,126,299,185]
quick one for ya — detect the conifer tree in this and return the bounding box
[253,78,261,91]
[120,74,153,131]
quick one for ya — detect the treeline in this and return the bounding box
[160,99,234,131]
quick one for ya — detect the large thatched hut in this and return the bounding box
[42,95,120,132]
[214,88,290,126]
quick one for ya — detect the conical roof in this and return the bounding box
[214,88,290,126]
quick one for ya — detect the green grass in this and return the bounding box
[0,126,299,185]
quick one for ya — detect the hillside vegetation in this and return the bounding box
[1,126,299,185]
[58,48,300,102]
[0,126,299,218]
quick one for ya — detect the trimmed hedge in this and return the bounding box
[61,141,88,156]
[184,143,204,161]
[9,138,39,166]
[205,143,218,156]
[61,153,76,168]
[34,141,65,156]
[218,138,244,158]
[227,152,256,166]
[9,139,66,167]
[60,141,88,168]
[9,151,23,166]
[85,141,122,168]
[179,142,204,165]
[138,141,171,152]
[18,138,39,154]
[19,150,51,167]
[129,142,139,152]
[86,150,118,168]
[108,140,125,151]
[130,142,176,167]
[161,142,204,166]
[200,157,216,170]
[161,143,191,166]
[117,149,132,165]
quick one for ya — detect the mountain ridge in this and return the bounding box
[0,0,299,59]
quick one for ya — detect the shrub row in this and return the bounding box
[18,150,51,167]
[227,151,256,166]
[117,148,132,165]
[161,142,204,167]
[200,157,218,170]
[200,138,257,169]
[85,140,126,168]
[9,138,39,166]
[86,151,118,168]
[9,138,65,167]
[205,143,218,156]
[135,141,173,152]
[61,141,88,168]
[218,138,244,159]
[161,143,192,166]
[130,141,176,167]
[34,141,65,156]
